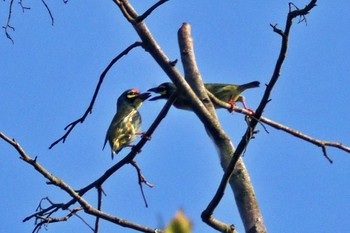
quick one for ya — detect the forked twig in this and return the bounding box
[32,206,93,233]
[130,160,155,208]
[18,0,31,12]
[3,0,15,44]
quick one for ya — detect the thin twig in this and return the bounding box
[131,160,148,208]
[259,116,350,163]
[130,160,155,208]
[70,208,95,232]
[27,197,93,232]
[94,186,103,233]
[137,0,169,23]
[40,0,54,26]
[3,0,54,43]
[49,42,143,149]
[33,207,93,233]
[208,92,348,162]
[130,160,155,188]
[18,0,31,12]
[24,202,61,222]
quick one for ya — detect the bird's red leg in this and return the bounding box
[239,96,255,113]
[227,96,236,113]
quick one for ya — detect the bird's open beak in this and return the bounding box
[149,95,165,101]
[138,92,152,101]
[147,87,165,101]
[147,87,160,93]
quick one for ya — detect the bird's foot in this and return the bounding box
[245,108,255,114]
[227,98,236,113]
[241,98,255,114]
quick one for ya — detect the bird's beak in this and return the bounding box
[138,92,152,101]
[147,87,160,93]
[147,87,165,101]
[148,95,165,101]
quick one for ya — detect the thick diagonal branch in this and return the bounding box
[178,23,266,233]
[0,132,163,233]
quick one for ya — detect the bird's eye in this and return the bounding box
[127,89,139,99]
[159,86,167,95]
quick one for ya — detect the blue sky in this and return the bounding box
[1,1,350,233]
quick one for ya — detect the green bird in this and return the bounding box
[103,89,151,159]
[148,81,260,111]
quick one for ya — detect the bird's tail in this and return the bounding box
[238,81,260,91]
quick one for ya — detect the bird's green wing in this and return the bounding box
[103,106,133,148]
[205,83,241,102]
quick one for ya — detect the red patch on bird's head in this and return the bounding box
[131,89,140,94]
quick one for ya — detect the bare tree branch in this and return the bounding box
[40,0,54,26]
[131,160,153,208]
[18,0,31,12]
[94,186,103,233]
[209,93,349,162]
[137,0,169,23]
[3,0,15,44]
[3,0,348,232]
[1,91,176,232]
[24,199,61,223]
[257,116,350,162]
[49,41,144,149]
[3,0,54,43]
[202,2,318,233]
[178,23,245,233]
[0,131,164,233]
[32,207,89,233]
[110,1,267,232]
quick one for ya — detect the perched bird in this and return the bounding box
[103,89,151,159]
[148,81,260,111]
